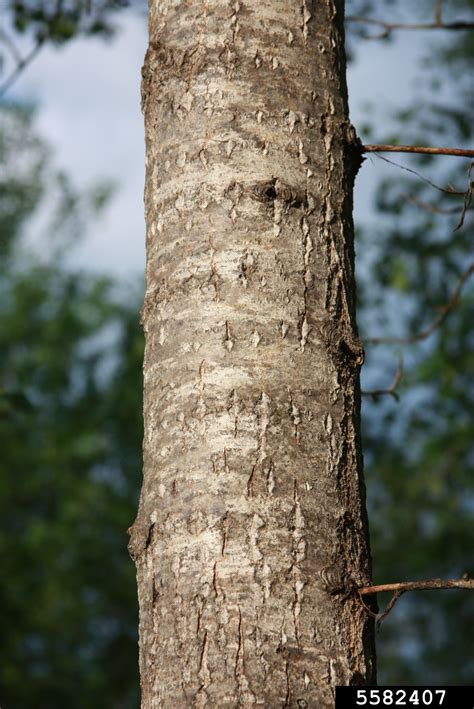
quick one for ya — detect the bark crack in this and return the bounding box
[291,483,306,645]
[247,392,270,496]
[235,608,256,704]
[195,631,210,708]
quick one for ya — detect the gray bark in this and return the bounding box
[130,0,376,705]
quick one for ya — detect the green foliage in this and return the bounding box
[0,106,143,708]
[9,1,133,43]
[0,105,46,258]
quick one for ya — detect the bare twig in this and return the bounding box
[358,575,474,626]
[368,152,467,195]
[400,163,473,227]
[359,576,474,596]
[366,263,474,345]
[0,36,45,98]
[401,193,462,215]
[362,359,403,401]
[346,15,474,40]
[455,162,473,230]
[363,144,474,158]
[0,0,68,98]
[0,27,23,65]
[434,0,443,25]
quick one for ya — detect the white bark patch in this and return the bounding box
[303,218,313,289]
[251,330,261,348]
[306,194,316,213]
[300,316,310,352]
[302,0,312,41]
[262,563,272,600]
[298,139,309,165]
[176,151,187,168]
[265,460,275,495]
[292,488,306,642]
[324,413,333,435]
[287,110,299,135]
[180,91,194,113]
[273,199,283,237]
[174,194,185,212]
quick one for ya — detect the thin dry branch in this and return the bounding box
[359,576,474,595]
[0,36,45,98]
[347,15,474,39]
[401,193,461,215]
[362,359,403,401]
[366,262,474,345]
[0,26,23,65]
[362,144,474,158]
[455,162,473,230]
[400,163,473,227]
[368,153,467,195]
[358,576,474,626]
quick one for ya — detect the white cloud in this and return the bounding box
[13,9,147,277]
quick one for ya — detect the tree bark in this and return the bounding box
[130,0,376,705]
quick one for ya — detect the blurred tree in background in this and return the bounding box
[353,0,474,685]
[0,104,143,707]
[0,0,472,705]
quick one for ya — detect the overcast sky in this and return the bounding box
[5,8,425,279]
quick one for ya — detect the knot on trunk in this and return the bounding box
[248,178,307,209]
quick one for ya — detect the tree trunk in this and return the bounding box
[129,0,376,705]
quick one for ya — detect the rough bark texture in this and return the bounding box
[130,0,376,705]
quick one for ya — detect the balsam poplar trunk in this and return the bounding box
[129,0,376,705]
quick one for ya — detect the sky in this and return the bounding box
[2,6,429,281]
